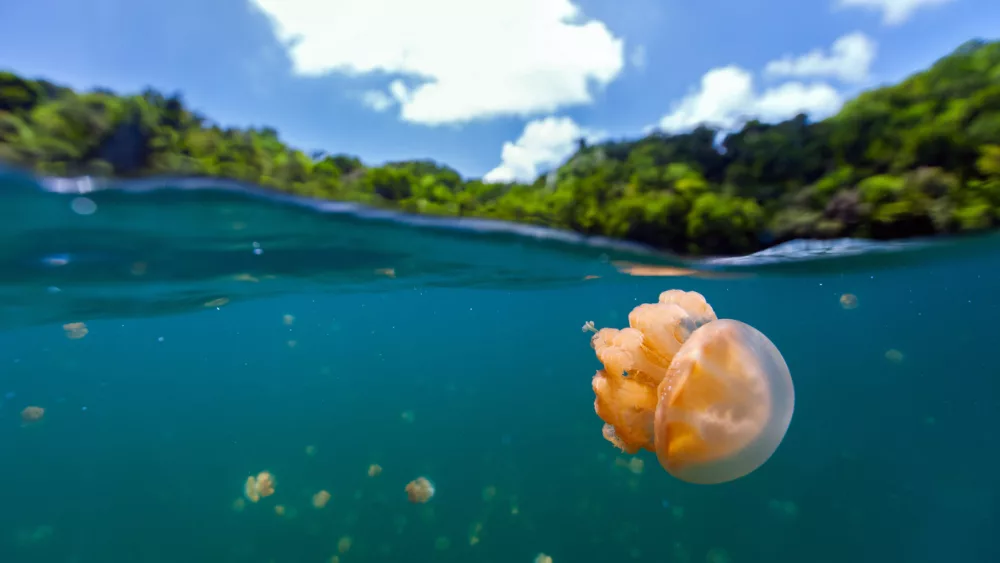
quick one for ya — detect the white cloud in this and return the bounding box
[250,0,625,125]
[484,117,602,183]
[764,32,876,83]
[361,90,395,112]
[837,0,955,25]
[657,66,844,133]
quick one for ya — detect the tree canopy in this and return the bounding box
[1,39,998,256]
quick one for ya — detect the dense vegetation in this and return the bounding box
[1,39,998,255]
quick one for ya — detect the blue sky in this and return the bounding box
[1,0,997,181]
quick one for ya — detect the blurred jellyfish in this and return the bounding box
[482,485,497,501]
[885,349,904,363]
[283,314,295,326]
[21,406,45,425]
[405,477,435,503]
[368,464,383,477]
[244,471,276,503]
[337,536,353,554]
[535,553,553,563]
[586,289,794,484]
[204,297,229,308]
[401,410,415,423]
[312,490,331,509]
[305,445,317,457]
[274,505,286,517]
[62,322,88,339]
[839,293,858,310]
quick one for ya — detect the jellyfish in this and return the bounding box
[21,406,45,424]
[244,471,276,502]
[312,490,331,509]
[367,464,383,477]
[62,322,88,339]
[405,477,435,503]
[585,289,794,485]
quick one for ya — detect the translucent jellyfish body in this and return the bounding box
[588,290,794,484]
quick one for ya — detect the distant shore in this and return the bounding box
[0,38,997,257]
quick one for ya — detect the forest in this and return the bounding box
[0,39,998,256]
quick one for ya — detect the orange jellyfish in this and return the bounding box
[586,289,794,484]
[312,490,331,509]
[405,477,435,503]
[244,471,276,502]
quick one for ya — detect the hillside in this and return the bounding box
[1,39,998,256]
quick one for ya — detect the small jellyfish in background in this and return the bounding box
[21,406,45,425]
[273,505,286,517]
[535,553,553,563]
[305,445,317,457]
[885,349,904,363]
[244,471,276,503]
[405,477,435,503]
[283,314,295,326]
[367,464,383,477]
[312,490,331,509]
[839,293,858,310]
[337,536,353,554]
[62,322,88,339]
[585,289,795,485]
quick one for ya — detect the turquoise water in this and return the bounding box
[1,170,997,563]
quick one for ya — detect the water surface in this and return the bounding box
[1,170,997,563]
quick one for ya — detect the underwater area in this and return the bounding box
[0,170,997,563]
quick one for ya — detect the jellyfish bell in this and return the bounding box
[654,319,794,484]
[587,290,795,485]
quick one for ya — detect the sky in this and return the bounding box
[1,0,998,182]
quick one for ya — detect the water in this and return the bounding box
[1,169,997,563]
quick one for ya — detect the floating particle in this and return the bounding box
[312,490,331,509]
[583,275,600,280]
[63,322,88,339]
[885,349,904,363]
[375,268,396,278]
[287,340,297,348]
[283,314,295,326]
[130,262,147,276]
[305,445,317,457]
[42,255,69,267]
[401,410,415,423]
[233,273,260,283]
[405,477,434,504]
[839,293,858,310]
[204,297,229,308]
[367,464,382,477]
[71,197,97,215]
